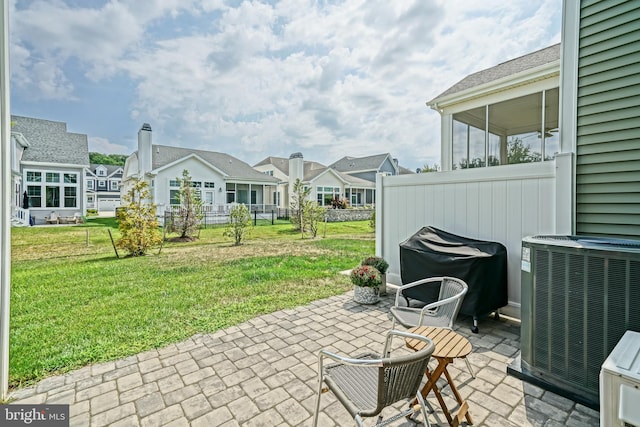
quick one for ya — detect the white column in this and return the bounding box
[0,0,12,400]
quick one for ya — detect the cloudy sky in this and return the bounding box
[9,0,561,171]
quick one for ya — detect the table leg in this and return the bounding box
[418,359,454,426]
[443,366,473,426]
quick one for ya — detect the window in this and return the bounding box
[97,168,106,176]
[27,171,41,182]
[451,88,559,169]
[190,181,201,188]
[64,187,76,207]
[204,182,215,188]
[169,180,179,187]
[98,180,106,187]
[264,170,273,176]
[25,169,79,208]
[170,190,180,205]
[27,186,41,207]
[87,180,94,190]
[110,181,119,190]
[316,186,341,206]
[46,186,60,207]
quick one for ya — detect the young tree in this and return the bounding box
[224,204,253,245]
[169,169,204,239]
[305,201,326,238]
[116,178,163,256]
[290,178,310,231]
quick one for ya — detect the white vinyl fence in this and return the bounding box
[376,161,557,319]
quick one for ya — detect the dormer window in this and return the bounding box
[97,167,107,176]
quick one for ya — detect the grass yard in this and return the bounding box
[10,219,374,389]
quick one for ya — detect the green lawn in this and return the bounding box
[10,219,374,388]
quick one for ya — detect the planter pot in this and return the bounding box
[354,285,379,304]
[379,274,387,296]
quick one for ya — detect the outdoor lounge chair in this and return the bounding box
[44,212,59,224]
[313,330,435,427]
[390,276,474,377]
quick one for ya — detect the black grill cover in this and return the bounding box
[399,226,508,319]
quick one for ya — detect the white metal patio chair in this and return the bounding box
[390,276,474,377]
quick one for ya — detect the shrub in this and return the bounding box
[224,204,252,245]
[361,256,389,274]
[116,179,163,256]
[369,210,376,230]
[305,201,326,238]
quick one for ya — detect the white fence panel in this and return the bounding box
[377,162,556,319]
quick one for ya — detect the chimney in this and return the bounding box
[289,152,304,202]
[138,123,152,177]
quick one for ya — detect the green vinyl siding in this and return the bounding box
[575,0,640,239]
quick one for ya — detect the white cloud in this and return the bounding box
[10,0,562,170]
[88,137,129,155]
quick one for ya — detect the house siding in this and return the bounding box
[575,0,640,239]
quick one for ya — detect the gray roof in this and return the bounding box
[254,156,327,178]
[152,145,279,183]
[88,164,123,176]
[11,115,89,166]
[429,43,561,104]
[330,153,392,172]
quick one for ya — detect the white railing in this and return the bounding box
[12,207,30,226]
[376,161,558,319]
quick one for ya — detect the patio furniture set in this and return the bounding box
[44,211,84,224]
[313,276,472,427]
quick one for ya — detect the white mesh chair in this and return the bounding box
[390,277,474,377]
[313,330,435,427]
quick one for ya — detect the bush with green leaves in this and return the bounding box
[224,204,253,245]
[168,169,204,239]
[361,256,389,274]
[116,179,163,256]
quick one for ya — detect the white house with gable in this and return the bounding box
[122,124,279,216]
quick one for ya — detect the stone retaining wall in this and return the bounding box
[325,209,374,222]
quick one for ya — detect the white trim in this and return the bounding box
[1,0,11,400]
[558,0,580,234]
[381,161,555,188]
[308,168,349,185]
[20,161,88,169]
[154,153,229,177]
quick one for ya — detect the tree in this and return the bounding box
[168,169,204,239]
[420,163,440,173]
[116,179,163,256]
[290,179,310,231]
[304,201,326,238]
[89,153,128,166]
[507,138,541,164]
[224,204,253,245]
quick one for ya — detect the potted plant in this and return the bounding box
[351,265,381,304]
[361,256,389,295]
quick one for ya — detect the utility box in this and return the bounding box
[600,330,640,427]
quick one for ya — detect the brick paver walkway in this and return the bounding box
[8,291,600,426]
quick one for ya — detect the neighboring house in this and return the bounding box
[85,164,123,213]
[122,124,279,216]
[253,153,376,209]
[10,116,89,224]
[329,153,400,181]
[376,0,640,321]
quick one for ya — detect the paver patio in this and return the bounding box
[8,291,600,426]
